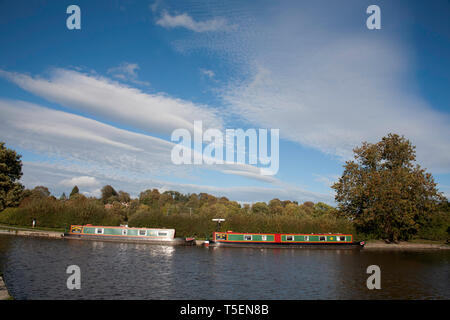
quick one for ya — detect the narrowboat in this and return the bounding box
[210,231,364,249]
[64,225,195,245]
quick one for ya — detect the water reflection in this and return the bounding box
[0,235,448,299]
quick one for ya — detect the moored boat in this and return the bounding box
[210,231,364,249]
[64,225,195,246]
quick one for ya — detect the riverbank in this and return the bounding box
[0,225,64,239]
[364,240,450,250]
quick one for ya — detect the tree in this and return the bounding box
[101,185,118,203]
[60,192,67,200]
[332,134,445,242]
[31,186,51,198]
[139,189,160,207]
[0,142,24,211]
[252,202,269,215]
[70,185,79,198]
[118,190,130,203]
[268,199,283,215]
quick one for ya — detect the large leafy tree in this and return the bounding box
[101,185,118,203]
[0,142,24,211]
[332,134,445,242]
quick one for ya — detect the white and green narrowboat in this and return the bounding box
[64,225,194,245]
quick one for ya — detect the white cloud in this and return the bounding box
[156,11,235,32]
[200,68,215,78]
[0,99,285,184]
[82,188,102,198]
[162,1,450,174]
[0,68,222,136]
[205,2,450,173]
[149,0,161,13]
[0,98,182,177]
[0,98,329,202]
[60,176,100,188]
[107,62,150,86]
[313,174,340,188]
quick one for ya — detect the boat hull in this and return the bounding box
[63,233,195,246]
[209,241,364,249]
[210,231,364,249]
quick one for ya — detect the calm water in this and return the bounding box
[0,235,448,299]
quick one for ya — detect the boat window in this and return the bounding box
[339,236,346,241]
[244,235,252,241]
[122,229,127,236]
[139,230,147,236]
[261,235,267,241]
[319,236,326,241]
[158,232,168,236]
[304,236,309,241]
[216,233,227,240]
[286,235,294,241]
[95,228,104,234]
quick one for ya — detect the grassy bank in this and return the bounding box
[365,239,449,250]
[0,224,65,233]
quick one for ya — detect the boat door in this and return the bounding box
[275,234,281,243]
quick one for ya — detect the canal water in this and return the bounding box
[0,235,448,299]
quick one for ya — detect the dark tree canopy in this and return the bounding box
[332,133,445,242]
[32,186,51,198]
[101,185,118,203]
[70,185,80,198]
[118,190,131,203]
[0,142,24,210]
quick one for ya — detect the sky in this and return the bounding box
[0,0,449,203]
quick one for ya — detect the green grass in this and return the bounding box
[365,238,448,245]
[408,238,448,245]
[0,224,65,233]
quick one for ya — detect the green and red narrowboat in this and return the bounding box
[64,225,195,245]
[210,231,364,249]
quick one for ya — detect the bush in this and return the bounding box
[0,196,122,229]
[416,211,450,241]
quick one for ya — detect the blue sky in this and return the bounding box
[0,0,449,203]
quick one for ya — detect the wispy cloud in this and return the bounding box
[60,176,100,188]
[149,0,161,13]
[0,98,285,185]
[0,97,330,202]
[159,1,450,174]
[0,68,222,136]
[313,174,340,188]
[187,1,450,173]
[156,11,235,33]
[200,68,215,79]
[107,62,150,87]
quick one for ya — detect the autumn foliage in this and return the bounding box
[332,134,446,242]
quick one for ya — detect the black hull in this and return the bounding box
[63,233,195,246]
[209,241,364,249]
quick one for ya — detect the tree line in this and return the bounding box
[0,135,449,242]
